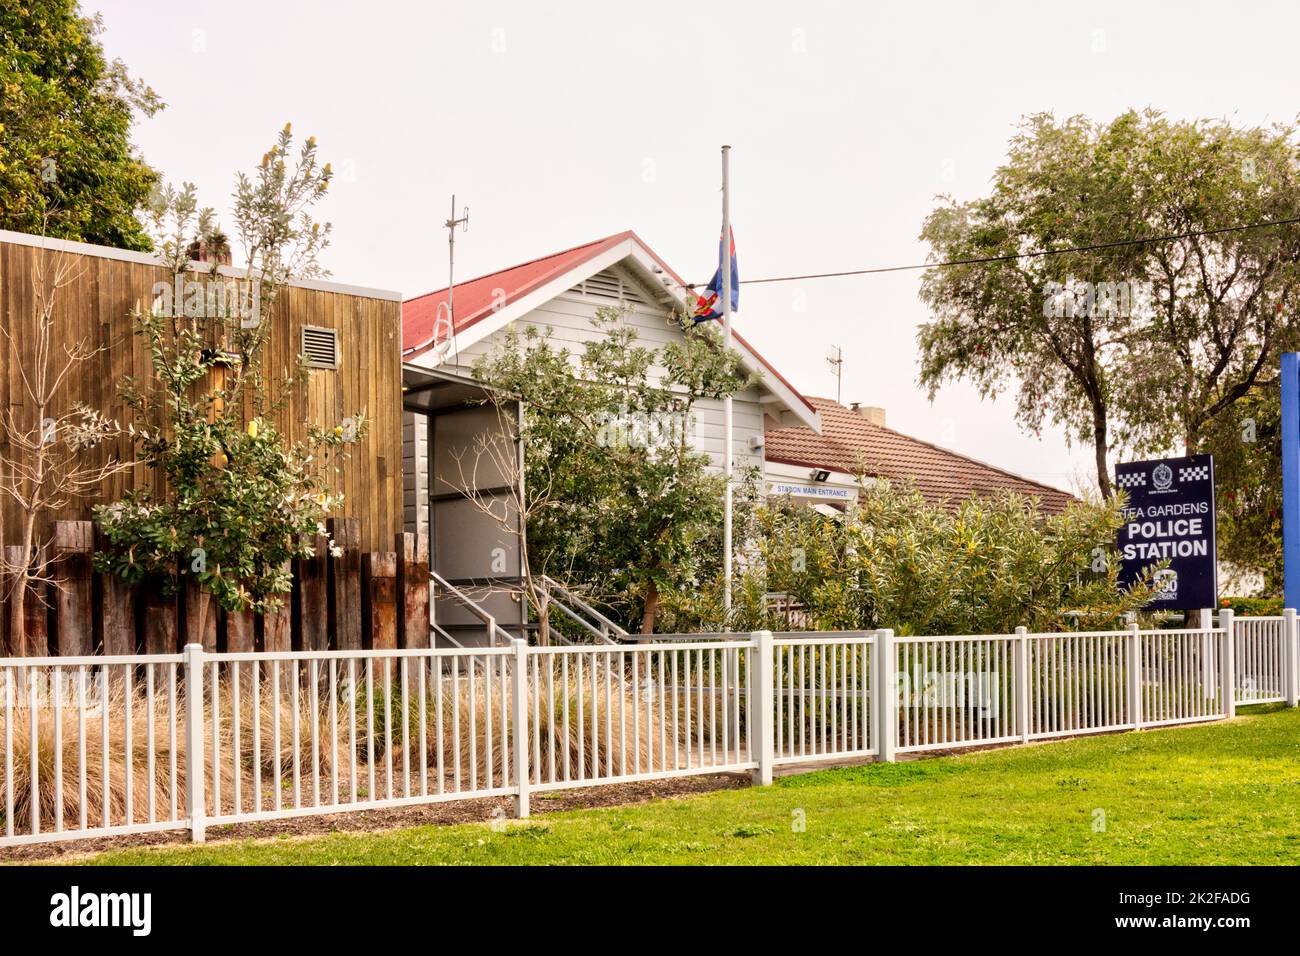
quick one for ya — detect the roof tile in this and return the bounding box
[766,397,1075,514]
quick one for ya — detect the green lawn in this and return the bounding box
[78,705,1300,865]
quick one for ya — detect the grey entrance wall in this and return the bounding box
[402,365,527,644]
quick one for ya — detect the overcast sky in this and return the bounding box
[92,0,1300,494]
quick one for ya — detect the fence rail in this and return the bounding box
[773,633,876,765]
[3,608,1297,850]
[1233,613,1293,705]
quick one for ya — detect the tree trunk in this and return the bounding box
[1092,402,1112,497]
[536,586,550,647]
[6,584,25,657]
[640,579,659,635]
[7,529,36,656]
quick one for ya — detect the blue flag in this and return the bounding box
[693,228,739,324]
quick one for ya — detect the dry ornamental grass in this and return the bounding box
[0,653,754,835]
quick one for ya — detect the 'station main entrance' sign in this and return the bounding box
[1115,453,1217,610]
[769,482,854,501]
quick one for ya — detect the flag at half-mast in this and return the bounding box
[692,228,739,323]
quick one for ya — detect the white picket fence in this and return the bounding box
[1233,614,1293,704]
[2,609,1296,849]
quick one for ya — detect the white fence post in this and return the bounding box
[751,630,775,785]
[876,628,897,762]
[183,642,206,843]
[1220,608,1236,718]
[1015,626,1029,743]
[511,638,530,819]
[1197,607,1215,701]
[1128,622,1142,730]
[1285,608,1299,709]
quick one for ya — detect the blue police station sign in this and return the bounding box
[1281,353,1300,610]
[1115,453,1217,610]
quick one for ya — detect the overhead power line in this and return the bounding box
[687,214,1300,288]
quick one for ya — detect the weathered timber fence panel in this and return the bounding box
[142,591,178,656]
[328,518,362,652]
[0,520,430,660]
[362,552,398,650]
[52,521,93,657]
[294,534,329,652]
[397,532,430,649]
[183,577,217,653]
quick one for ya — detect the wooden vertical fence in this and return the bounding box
[397,531,430,649]
[225,607,254,655]
[362,552,398,650]
[329,517,362,651]
[295,533,329,652]
[3,545,48,657]
[262,565,292,653]
[52,520,93,657]
[143,590,178,656]
[0,519,431,658]
[184,576,217,652]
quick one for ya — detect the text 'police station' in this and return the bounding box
[1121,501,1212,559]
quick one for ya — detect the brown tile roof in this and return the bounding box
[765,397,1076,514]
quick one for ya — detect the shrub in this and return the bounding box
[1219,595,1284,616]
[665,481,1161,635]
[93,131,364,614]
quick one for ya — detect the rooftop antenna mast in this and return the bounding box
[827,345,844,404]
[433,194,469,364]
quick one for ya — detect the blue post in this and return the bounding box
[1282,353,1300,609]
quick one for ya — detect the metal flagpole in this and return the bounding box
[722,145,733,622]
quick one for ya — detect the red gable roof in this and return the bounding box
[401,231,817,416]
[403,231,632,356]
[766,396,1076,514]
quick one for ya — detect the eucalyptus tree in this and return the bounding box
[918,110,1300,497]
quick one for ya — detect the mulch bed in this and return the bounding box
[1,772,750,864]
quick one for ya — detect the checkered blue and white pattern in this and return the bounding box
[1179,465,1210,482]
[1115,472,1147,489]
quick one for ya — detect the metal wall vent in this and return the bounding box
[302,325,339,369]
[571,268,649,305]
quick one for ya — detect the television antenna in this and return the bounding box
[429,194,469,363]
[827,345,844,404]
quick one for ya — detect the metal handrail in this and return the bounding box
[546,598,608,643]
[631,631,736,642]
[429,570,515,647]
[430,622,466,650]
[539,575,627,643]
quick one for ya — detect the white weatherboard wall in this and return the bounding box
[402,410,429,539]
[403,265,767,532]
[441,268,766,474]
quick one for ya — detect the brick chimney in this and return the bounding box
[186,232,233,267]
[849,402,886,427]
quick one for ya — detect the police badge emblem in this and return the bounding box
[1152,463,1173,491]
